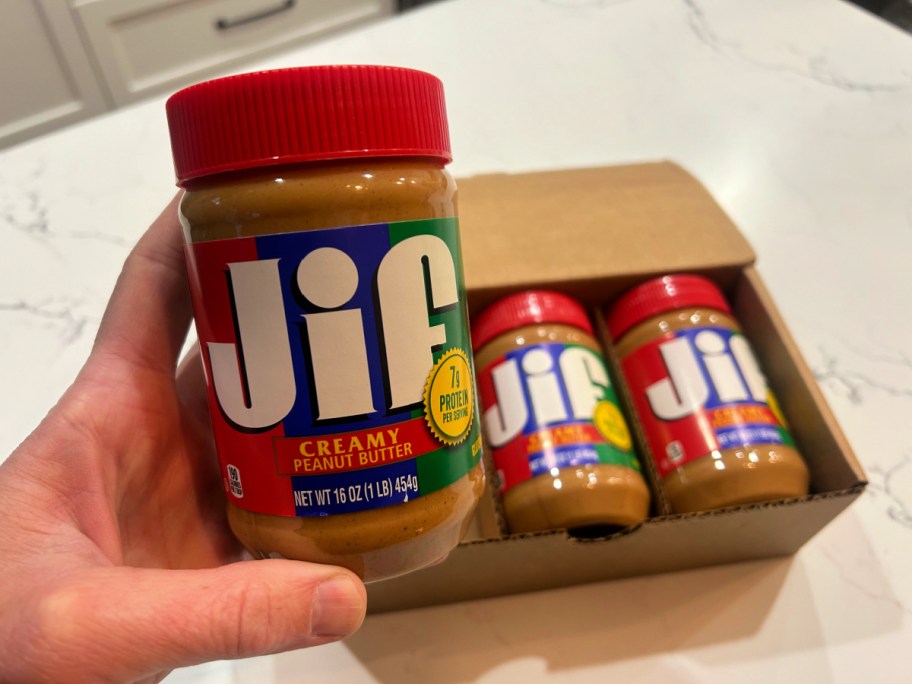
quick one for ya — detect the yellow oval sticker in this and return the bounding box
[423,348,474,445]
[593,400,633,452]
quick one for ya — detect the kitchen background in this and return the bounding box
[2,0,909,151]
[2,2,911,682]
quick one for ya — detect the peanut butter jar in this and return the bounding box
[166,66,484,581]
[607,274,810,513]
[473,291,650,534]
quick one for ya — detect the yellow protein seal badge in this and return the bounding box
[423,348,474,445]
[593,400,633,452]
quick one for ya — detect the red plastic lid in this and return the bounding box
[472,291,594,351]
[606,274,731,340]
[166,65,451,186]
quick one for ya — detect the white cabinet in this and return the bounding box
[74,0,395,106]
[0,0,394,149]
[0,1,108,149]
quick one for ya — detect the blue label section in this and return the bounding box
[254,222,412,438]
[717,425,784,450]
[528,444,601,476]
[671,326,765,411]
[291,459,421,516]
[503,343,610,435]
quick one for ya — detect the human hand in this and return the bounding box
[0,197,367,683]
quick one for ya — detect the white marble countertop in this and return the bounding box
[3,0,911,681]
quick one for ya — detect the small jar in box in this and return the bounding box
[607,274,810,513]
[473,290,650,534]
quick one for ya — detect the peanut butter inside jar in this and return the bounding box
[473,291,650,535]
[608,275,810,514]
[181,161,483,580]
[167,66,483,582]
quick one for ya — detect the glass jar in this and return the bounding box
[473,290,649,534]
[167,66,484,581]
[607,274,809,513]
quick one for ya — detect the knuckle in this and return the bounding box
[35,582,87,645]
[204,570,323,659]
[20,580,96,678]
[206,576,280,658]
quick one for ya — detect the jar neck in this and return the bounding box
[180,158,455,242]
[474,323,602,371]
[613,307,740,358]
[180,156,448,191]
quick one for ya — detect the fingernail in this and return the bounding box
[312,575,365,637]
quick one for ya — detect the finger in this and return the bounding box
[176,343,210,427]
[93,194,191,374]
[173,344,226,524]
[26,561,366,682]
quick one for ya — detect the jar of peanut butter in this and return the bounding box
[473,291,649,534]
[607,274,810,513]
[166,66,484,581]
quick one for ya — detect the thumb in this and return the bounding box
[31,561,366,681]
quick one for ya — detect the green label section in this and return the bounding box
[392,217,481,498]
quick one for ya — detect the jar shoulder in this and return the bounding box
[614,308,741,357]
[474,324,602,370]
[181,160,455,241]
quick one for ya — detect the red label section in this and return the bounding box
[494,423,605,491]
[273,417,439,476]
[185,236,295,516]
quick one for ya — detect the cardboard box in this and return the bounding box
[366,162,866,613]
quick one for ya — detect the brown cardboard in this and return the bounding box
[457,163,755,311]
[366,162,866,613]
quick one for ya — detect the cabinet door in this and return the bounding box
[0,1,108,150]
[74,0,395,106]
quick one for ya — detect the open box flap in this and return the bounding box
[459,162,756,310]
